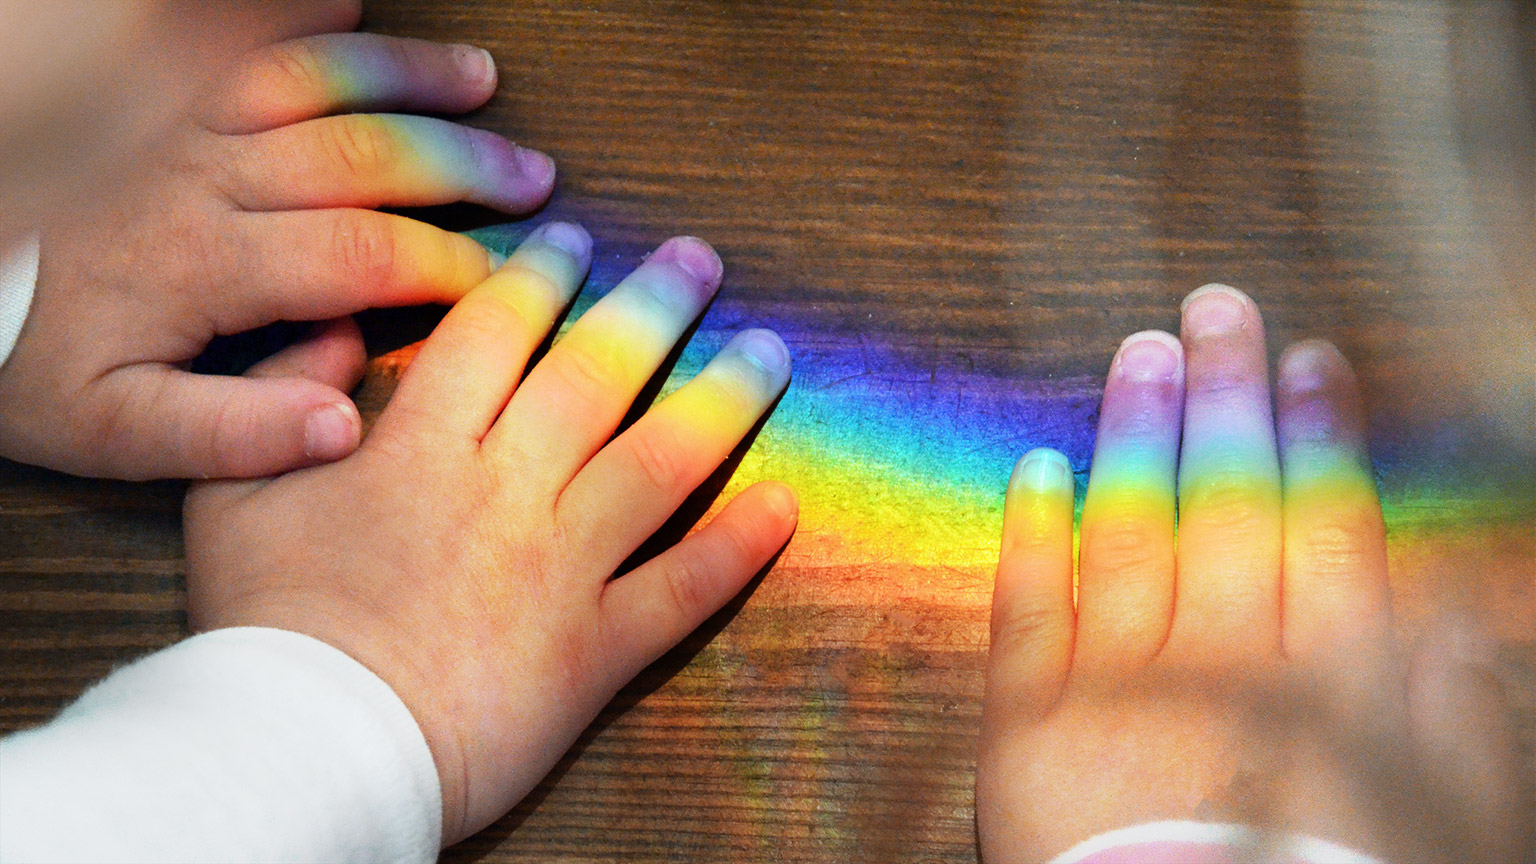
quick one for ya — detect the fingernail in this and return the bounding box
[1278,339,1345,393]
[1182,284,1250,337]
[304,402,361,462]
[514,146,556,186]
[531,221,591,260]
[762,483,799,522]
[1013,448,1071,492]
[1116,331,1181,381]
[455,45,496,89]
[650,236,724,284]
[735,329,790,376]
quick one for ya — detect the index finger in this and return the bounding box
[210,209,497,334]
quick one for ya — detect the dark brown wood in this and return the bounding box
[3,2,1534,861]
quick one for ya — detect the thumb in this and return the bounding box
[93,318,367,480]
[244,317,367,387]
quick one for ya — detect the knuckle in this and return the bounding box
[710,516,761,569]
[204,394,259,475]
[268,41,326,95]
[455,291,530,343]
[627,426,688,495]
[1182,475,1276,530]
[1081,516,1166,574]
[330,211,398,291]
[1290,511,1382,574]
[325,115,399,178]
[365,420,437,467]
[380,36,425,78]
[547,342,616,408]
[990,594,1069,656]
[83,390,145,477]
[1187,373,1259,410]
[662,554,712,621]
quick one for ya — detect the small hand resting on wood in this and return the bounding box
[978,285,1530,864]
[0,17,559,479]
[185,227,799,844]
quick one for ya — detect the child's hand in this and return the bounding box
[0,28,556,479]
[184,227,798,845]
[978,286,1530,863]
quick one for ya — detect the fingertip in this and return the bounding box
[1181,283,1258,338]
[465,133,555,213]
[244,317,368,393]
[452,44,498,96]
[1275,338,1368,458]
[1002,448,1076,561]
[1117,328,1183,354]
[732,328,792,390]
[1009,448,1073,495]
[310,316,369,385]
[523,220,593,267]
[496,221,591,301]
[1181,282,1253,311]
[302,400,363,463]
[649,236,724,284]
[1278,338,1355,392]
[514,146,556,190]
[758,481,799,526]
[1113,330,1183,382]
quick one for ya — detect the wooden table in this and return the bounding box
[3,2,1533,860]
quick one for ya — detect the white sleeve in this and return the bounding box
[0,234,38,369]
[1047,820,1385,864]
[0,627,442,864]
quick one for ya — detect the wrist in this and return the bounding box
[192,596,468,845]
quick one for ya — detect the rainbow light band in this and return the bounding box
[457,222,1536,614]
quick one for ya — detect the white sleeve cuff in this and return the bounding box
[0,234,38,370]
[0,627,442,864]
[1047,820,1386,864]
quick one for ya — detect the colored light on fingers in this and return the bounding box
[459,222,1535,618]
[1283,447,1379,503]
[470,264,569,325]
[1176,284,1282,507]
[1280,446,1387,566]
[1275,342,1386,547]
[313,40,494,104]
[1079,333,1181,562]
[652,330,792,443]
[1178,417,1283,500]
[494,223,591,293]
[546,257,719,398]
[1003,449,1077,555]
[366,114,550,205]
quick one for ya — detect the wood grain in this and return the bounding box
[3,2,1534,861]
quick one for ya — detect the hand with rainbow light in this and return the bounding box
[0,9,559,479]
[977,285,1530,864]
[184,226,798,846]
